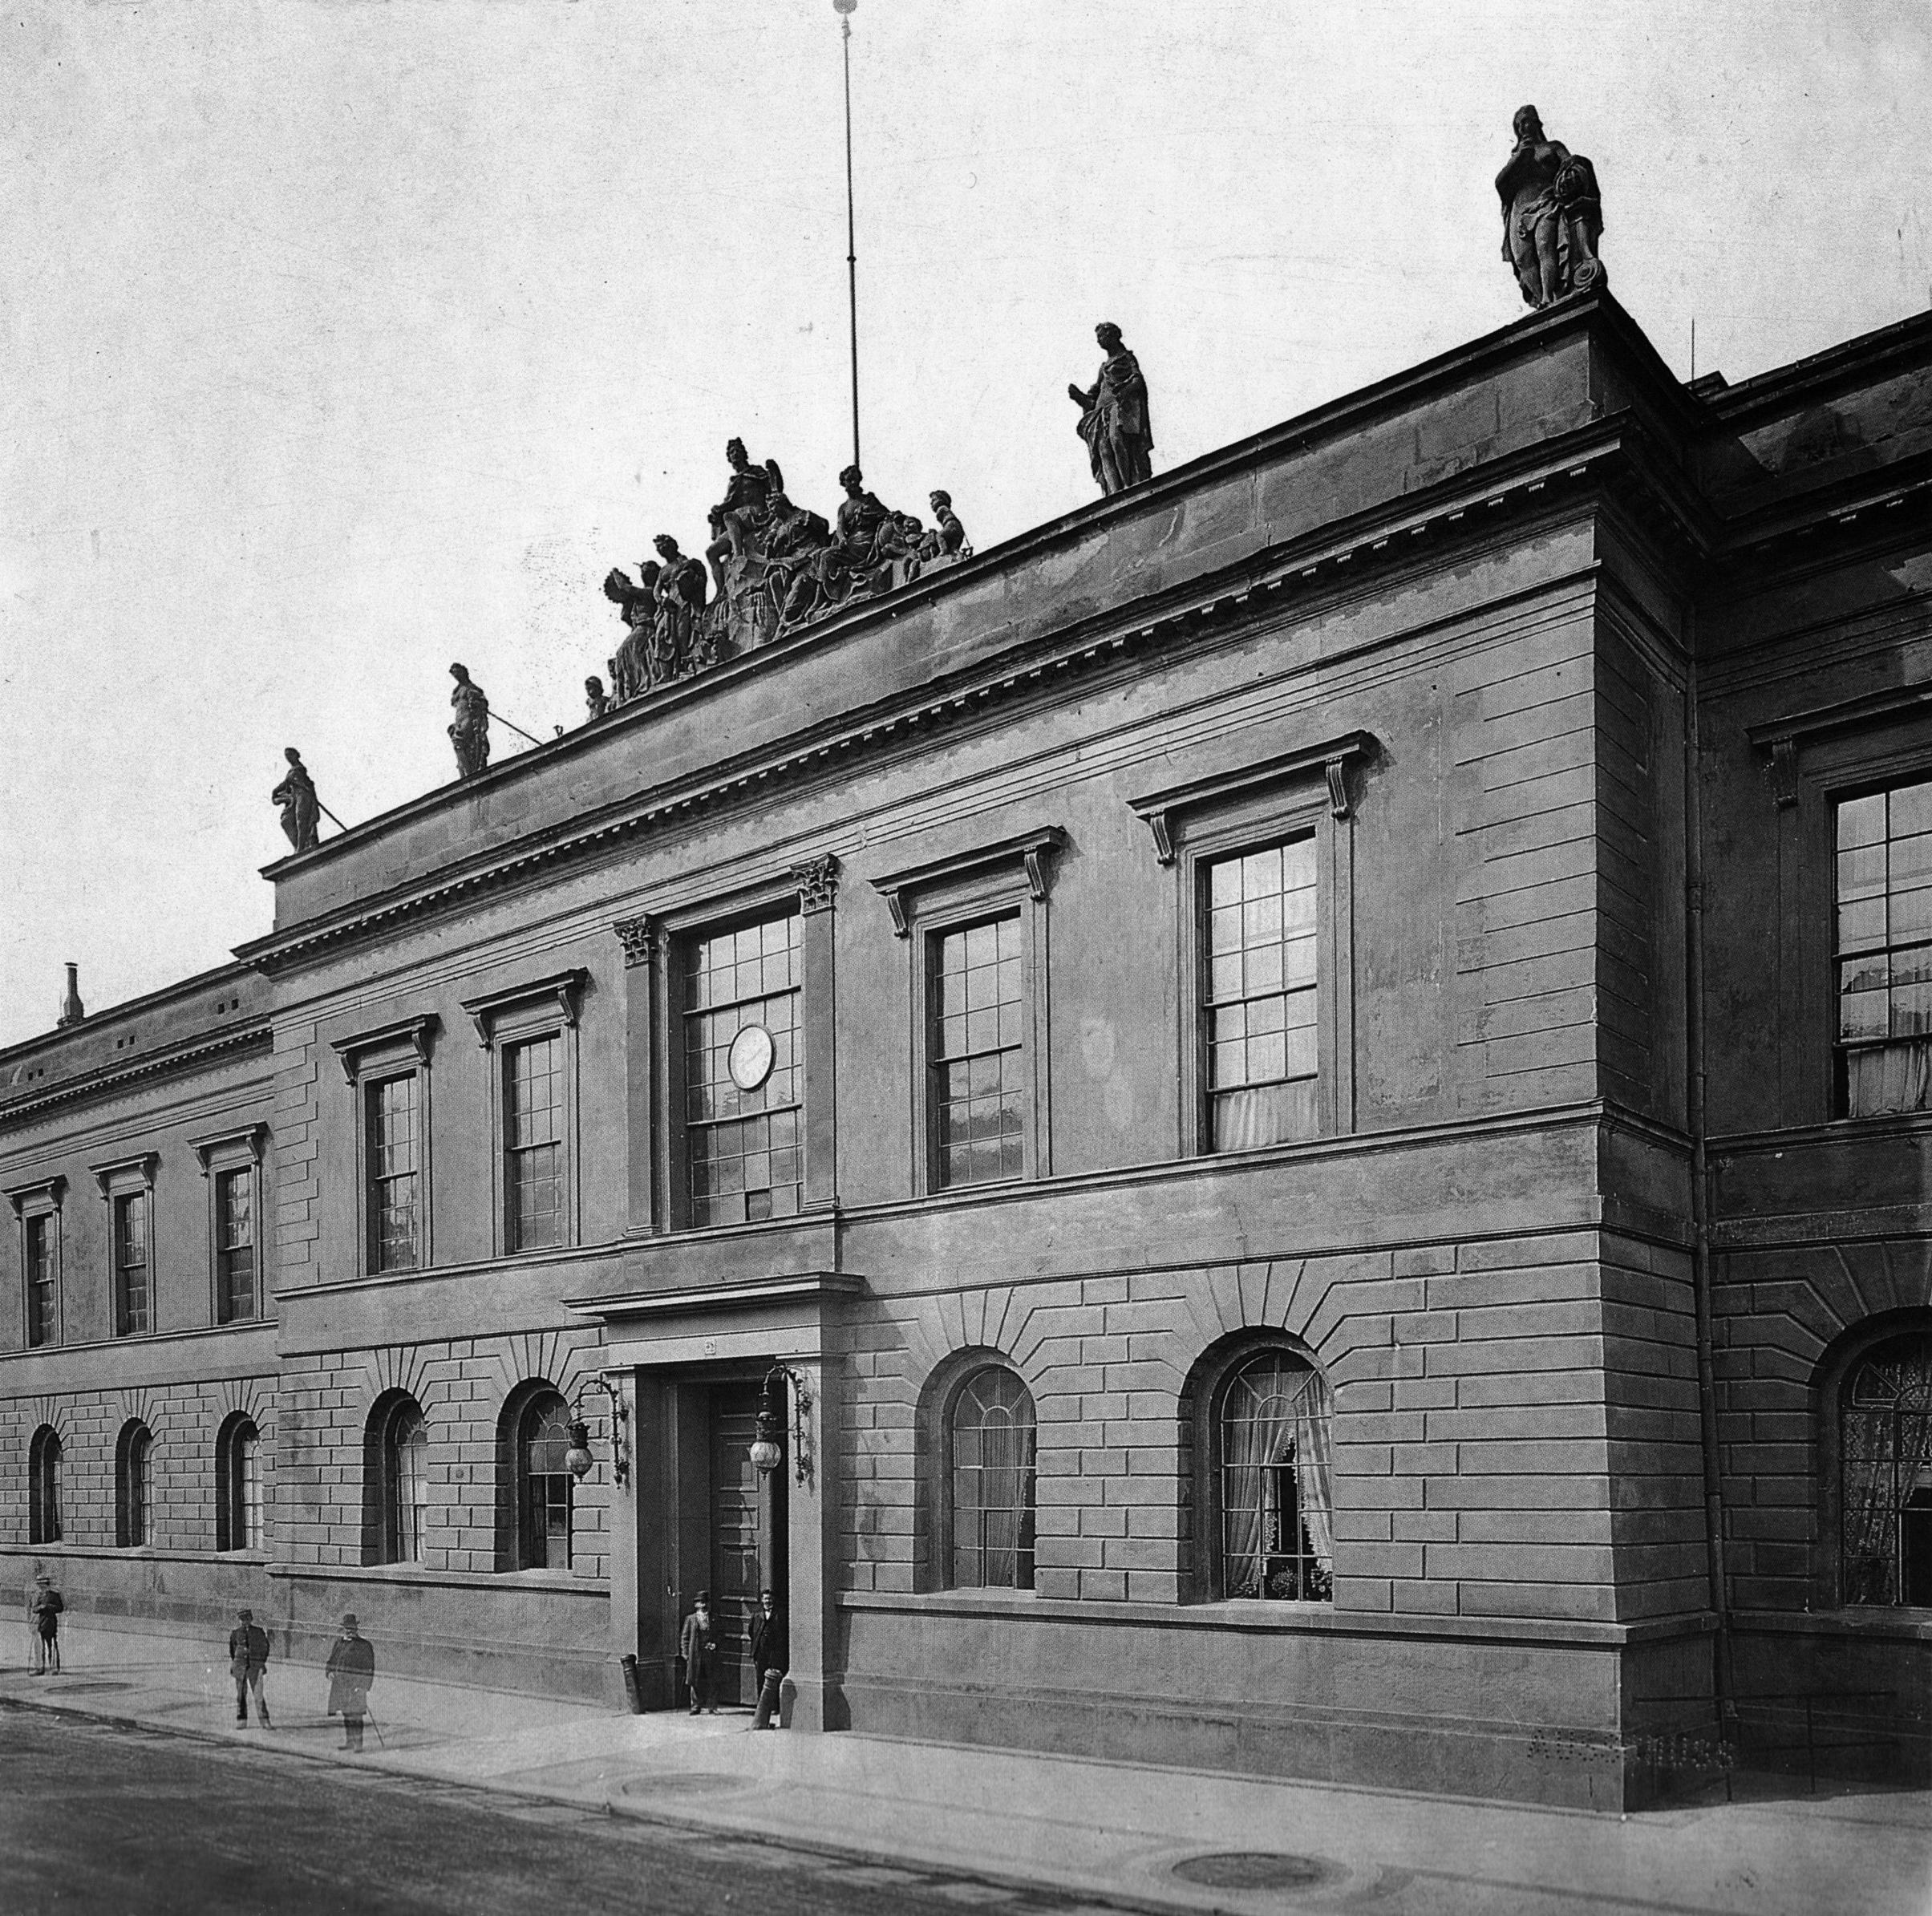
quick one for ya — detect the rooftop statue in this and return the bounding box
[1497,105,1604,309]
[653,535,712,675]
[704,440,785,597]
[1069,322,1153,496]
[921,490,969,566]
[272,747,321,852]
[584,675,609,722]
[448,662,491,778]
[602,565,656,704]
[780,465,901,629]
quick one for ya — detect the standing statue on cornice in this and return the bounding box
[604,565,658,702]
[1497,105,1605,310]
[448,662,491,778]
[651,534,711,674]
[271,747,321,852]
[1068,322,1153,496]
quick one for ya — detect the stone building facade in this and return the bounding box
[4,290,1930,1809]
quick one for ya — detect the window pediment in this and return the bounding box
[459,968,587,1048]
[330,1014,439,1085]
[1129,731,1376,864]
[870,826,1067,938]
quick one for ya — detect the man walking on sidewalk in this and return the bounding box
[228,1607,271,1727]
[324,1613,375,1752]
[751,1589,787,1730]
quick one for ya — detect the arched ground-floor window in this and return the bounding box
[217,1414,262,1552]
[948,1365,1037,1590]
[116,1421,154,1548]
[1842,1329,1932,1606]
[29,1427,62,1545]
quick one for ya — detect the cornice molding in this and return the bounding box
[191,1123,268,1175]
[6,1173,67,1216]
[328,1013,439,1085]
[0,1024,271,1128]
[870,828,1066,937]
[458,968,586,1047]
[90,1151,158,1201]
[1129,732,1377,864]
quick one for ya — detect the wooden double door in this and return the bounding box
[707,1379,786,1705]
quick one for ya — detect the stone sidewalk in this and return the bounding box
[3,1621,1928,1916]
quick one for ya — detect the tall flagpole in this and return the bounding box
[835,0,861,468]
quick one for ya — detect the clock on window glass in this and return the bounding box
[727,1023,776,1092]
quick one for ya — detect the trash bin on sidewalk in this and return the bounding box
[619,1653,644,1715]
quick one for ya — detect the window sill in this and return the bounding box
[1733,1606,1932,1643]
[266,1561,608,1594]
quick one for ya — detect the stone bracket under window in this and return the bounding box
[331,1014,439,1084]
[191,1124,268,1177]
[870,827,1067,937]
[1128,731,1377,864]
[460,969,588,1048]
[91,1151,159,1202]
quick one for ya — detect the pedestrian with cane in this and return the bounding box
[324,1613,375,1752]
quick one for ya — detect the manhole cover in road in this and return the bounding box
[616,1771,749,1797]
[1172,1852,1335,1891]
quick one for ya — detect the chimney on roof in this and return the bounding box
[56,962,85,1027]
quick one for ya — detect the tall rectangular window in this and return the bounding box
[930,915,1026,1188]
[25,1215,56,1348]
[1204,836,1319,1151]
[504,1034,566,1250]
[367,1073,422,1272]
[1837,780,1932,1116]
[216,1168,257,1323]
[684,913,802,1226]
[114,1191,150,1336]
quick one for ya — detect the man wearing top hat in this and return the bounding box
[324,1612,375,1751]
[228,1606,271,1727]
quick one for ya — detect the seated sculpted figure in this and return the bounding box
[703,439,784,596]
[783,465,895,628]
[1496,105,1604,309]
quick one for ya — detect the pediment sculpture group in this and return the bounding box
[591,448,974,712]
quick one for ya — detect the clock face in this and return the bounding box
[727,1023,776,1092]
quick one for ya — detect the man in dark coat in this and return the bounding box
[679,1590,718,1716]
[324,1612,375,1751]
[228,1606,271,1727]
[751,1589,788,1731]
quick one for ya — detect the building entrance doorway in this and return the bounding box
[707,1378,786,1706]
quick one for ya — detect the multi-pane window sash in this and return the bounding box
[950,1367,1037,1590]
[29,1431,61,1545]
[504,1035,566,1251]
[684,914,803,1227]
[1218,1351,1335,1603]
[930,917,1025,1189]
[367,1074,422,1272]
[24,1215,56,1347]
[216,1168,256,1323]
[119,1428,153,1549]
[520,1395,574,1570]
[114,1191,150,1337]
[1205,838,1319,1151]
[385,1404,429,1564]
[1837,780,1932,1116]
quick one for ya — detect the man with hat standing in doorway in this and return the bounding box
[324,1612,375,1751]
[228,1606,271,1727]
[679,1591,718,1716]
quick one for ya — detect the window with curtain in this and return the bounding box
[114,1190,150,1336]
[25,1213,58,1347]
[117,1422,154,1548]
[930,916,1026,1189]
[29,1428,62,1545]
[1837,780,1932,1116]
[949,1366,1037,1590]
[217,1416,261,1552]
[683,913,803,1226]
[1217,1349,1333,1602]
[1842,1331,1932,1607]
[517,1391,573,1570]
[215,1167,257,1323]
[382,1399,430,1564]
[1203,838,1319,1152]
[367,1073,423,1272]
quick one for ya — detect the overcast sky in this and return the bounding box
[3,0,1928,1049]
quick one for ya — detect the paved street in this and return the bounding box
[0,1707,1132,1916]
